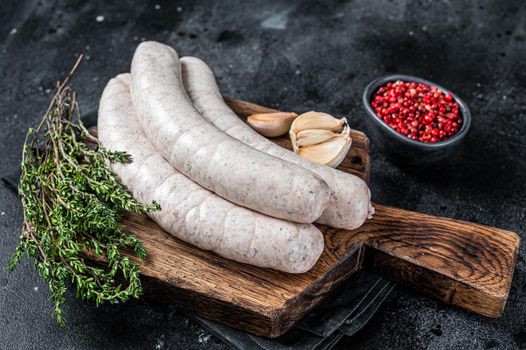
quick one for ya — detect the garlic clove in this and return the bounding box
[326,123,352,167]
[326,136,352,168]
[247,112,298,137]
[298,135,352,168]
[296,129,338,147]
[290,111,345,134]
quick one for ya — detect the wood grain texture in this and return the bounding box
[338,204,519,318]
[92,98,518,337]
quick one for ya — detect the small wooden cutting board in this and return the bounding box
[109,98,519,338]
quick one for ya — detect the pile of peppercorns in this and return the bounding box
[371,81,462,143]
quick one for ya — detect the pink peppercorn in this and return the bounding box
[371,80,462,143]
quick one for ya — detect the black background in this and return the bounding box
[0,1,525,349]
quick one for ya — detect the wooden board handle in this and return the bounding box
[354,203,520,317]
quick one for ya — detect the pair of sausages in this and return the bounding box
[98,74,324,273]
[130,41,372,229]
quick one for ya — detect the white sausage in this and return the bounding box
[180,56,374,230]
[130,41,330,224]
[97,74,325,273]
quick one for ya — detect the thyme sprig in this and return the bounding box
[8,56,159,326]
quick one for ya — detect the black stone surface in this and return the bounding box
[1,0,525,349]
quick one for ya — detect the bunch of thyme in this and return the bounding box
[8,56,159,325]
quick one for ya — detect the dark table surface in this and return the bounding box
[1,0,525,349]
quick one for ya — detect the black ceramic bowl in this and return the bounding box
[362,74,471,167]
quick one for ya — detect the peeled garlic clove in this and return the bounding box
[298,135,352,168]
[290,111,345,134]
[296,129,338,147]
[247,112,298,137]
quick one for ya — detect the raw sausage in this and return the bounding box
[180,56,374,229]
[130,41,330,224]
[98,74,325,273]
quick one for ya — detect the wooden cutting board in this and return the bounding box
[108,98,519,338]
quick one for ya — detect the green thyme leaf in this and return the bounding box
[9,55,159,326]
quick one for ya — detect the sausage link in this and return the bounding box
[98,74,325,273]
[180,56,374,229]
[130,42,331,224]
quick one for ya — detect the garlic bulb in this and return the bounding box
[247,112,298,137]
[290,111,351,167]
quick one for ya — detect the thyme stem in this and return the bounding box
[8,56,159,326]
